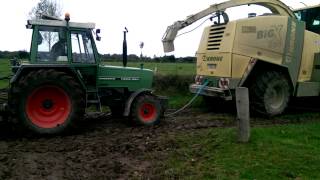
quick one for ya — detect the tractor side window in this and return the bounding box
[37,27,67,62]
[71,32,95,63]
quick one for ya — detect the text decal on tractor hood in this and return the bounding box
[99,77,140,81]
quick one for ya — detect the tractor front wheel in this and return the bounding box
[16,70,85,134]
[131,94,162,125]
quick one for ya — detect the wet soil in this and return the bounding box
[0,107,319,180]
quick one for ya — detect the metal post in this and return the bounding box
[236,87,250,143]
[123,27,128,67]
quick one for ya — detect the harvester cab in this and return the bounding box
[4,14,167,135]
[163,0,320,116]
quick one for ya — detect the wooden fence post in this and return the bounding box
[236,87,250,143]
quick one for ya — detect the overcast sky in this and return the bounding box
[0,0,319,57]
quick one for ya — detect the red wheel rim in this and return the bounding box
[26,85,71,128]
[139,103,156,122]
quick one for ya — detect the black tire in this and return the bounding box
[249,71,291,116]
[14,69,85,134]
[131,94,162,126]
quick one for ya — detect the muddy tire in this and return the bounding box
[131,94,162,125]
[15,69,85,134]
[249,71,291,116]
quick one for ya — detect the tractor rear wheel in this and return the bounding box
[249,71,291,116]
[16,70,85,134]
[131,94,162,125]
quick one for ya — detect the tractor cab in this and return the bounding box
[25,15,99,92]
[26,14,98,64]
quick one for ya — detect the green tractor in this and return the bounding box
[5,14,167,134]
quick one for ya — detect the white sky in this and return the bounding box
[0,0,319,57]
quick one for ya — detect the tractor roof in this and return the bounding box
[27,19,95,29]
[26,14,95,29]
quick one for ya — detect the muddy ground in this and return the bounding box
[0,105,319,180]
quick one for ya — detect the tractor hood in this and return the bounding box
[97,65,154,91]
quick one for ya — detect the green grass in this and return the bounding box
[0,59,12,89]
[155,90,202,109]
[158,122,320,179]
[105,61,196,75]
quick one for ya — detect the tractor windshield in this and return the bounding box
[36,27,68,62]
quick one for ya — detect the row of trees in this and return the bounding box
[0,51,29,59]
[0,50,195,63]
[100,54,196,63]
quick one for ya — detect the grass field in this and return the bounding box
[0,59,12,89]
[158,121,320,179]
[0,59,197,76]
[105,61,196,75]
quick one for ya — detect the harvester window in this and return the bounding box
[71,32,95,63]
[294,7,320,34]
[37,27,67,62]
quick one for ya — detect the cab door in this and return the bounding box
[70,30,98,90]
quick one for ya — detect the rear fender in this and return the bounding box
[241,60,294,93]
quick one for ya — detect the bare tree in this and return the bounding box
[29,0,63,50]
[29,0,62,19]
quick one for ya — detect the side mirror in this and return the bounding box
[96,29,101,41]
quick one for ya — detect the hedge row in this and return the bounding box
[153,74,194,92]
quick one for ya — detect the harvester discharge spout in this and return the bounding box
[161,0,295,53]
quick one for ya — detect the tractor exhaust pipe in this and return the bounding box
[123,27,128,67]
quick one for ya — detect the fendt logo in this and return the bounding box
[202,55,223,62]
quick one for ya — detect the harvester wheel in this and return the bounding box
[16,70,85,134]
[249,71,291,116]
[131,94,162,125]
